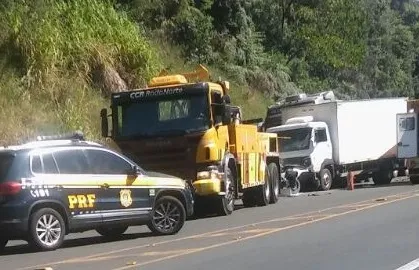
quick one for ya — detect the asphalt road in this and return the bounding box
[2,179,419,270]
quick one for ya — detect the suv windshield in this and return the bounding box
[0,153,14,182]
[114,94,210,139]
[278,128,312,152]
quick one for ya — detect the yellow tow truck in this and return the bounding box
[100,65,282,215]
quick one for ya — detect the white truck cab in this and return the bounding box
[396,111,419,184]
[268,116,334,190]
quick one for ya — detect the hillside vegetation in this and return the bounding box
[1,0,419,144]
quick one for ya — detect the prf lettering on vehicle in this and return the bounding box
[68,194,96,209]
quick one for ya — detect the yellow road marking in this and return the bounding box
[112,193,419,270]
[21,190,419,270]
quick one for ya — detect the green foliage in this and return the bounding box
[2,0,160,88]
[2,0,419,145]
[170,6,215,63]
[295,0,367,71]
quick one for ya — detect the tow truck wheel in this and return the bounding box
[256,165,270,206]
[319,168,332,191]
[147,196,186,235]
[268,163,280,204]
[28,208,65,251]
[216,167,235,216]
[96,226,128,237]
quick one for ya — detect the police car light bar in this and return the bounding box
[36,130,85,141]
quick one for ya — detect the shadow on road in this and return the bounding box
[0,232,156,256]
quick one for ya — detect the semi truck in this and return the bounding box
[100,65,283,216]
[396,99,419,184]
[266,91,408,191]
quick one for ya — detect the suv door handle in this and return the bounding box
[101,183,110,189]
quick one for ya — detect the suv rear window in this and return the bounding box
[0,153,14,182]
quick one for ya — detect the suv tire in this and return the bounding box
[147,196,186,235]
[29,208,65,251]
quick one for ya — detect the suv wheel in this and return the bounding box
[29,208,65,251]
[147,196,186,235]
[96,226,128,237]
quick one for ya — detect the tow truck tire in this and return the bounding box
[147,196,186,235]
[96,226,128,237]
[28,208,65,251]
[216,167,235,216]
[256,165,270,206]
[0,238,8,251]
[268,163,280,204]
[319,168,332,191]
[410,175,419,185]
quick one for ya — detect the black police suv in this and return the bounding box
[0,133,194,251]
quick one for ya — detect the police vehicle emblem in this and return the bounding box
[120,189,133,207]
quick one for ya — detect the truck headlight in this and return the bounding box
[196,170,221,180]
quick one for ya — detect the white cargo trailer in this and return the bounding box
[266,91,408,191]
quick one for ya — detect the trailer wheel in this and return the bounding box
[0,238,8,251]
[410,175,419,185]
[268,163,280,204]
[372,171,392,185]
[216,167,235,216]
[319,168,332,191]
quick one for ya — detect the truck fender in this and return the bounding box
[220,152,237,178]
[220,152,238,196]
[320,159,335,177]
[28,199,70,230]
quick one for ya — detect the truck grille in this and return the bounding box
[116,135,202,181]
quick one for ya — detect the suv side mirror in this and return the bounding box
[100,108,109,137]
[128,165,142,176]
